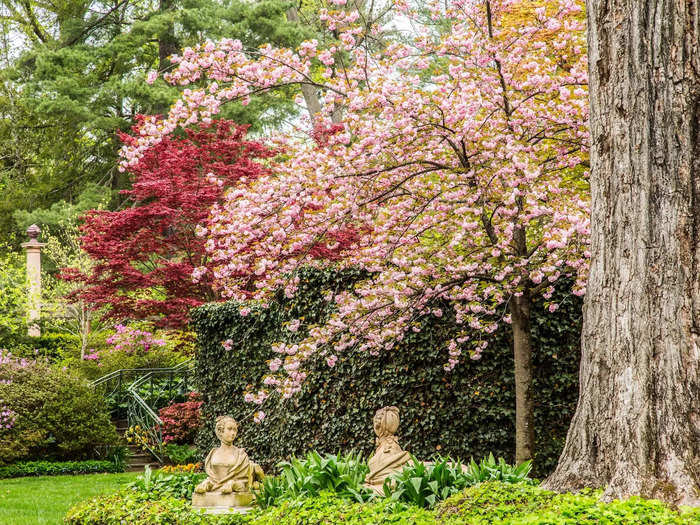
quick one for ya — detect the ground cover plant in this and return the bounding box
[64,482,700,525]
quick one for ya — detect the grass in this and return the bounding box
[0,471,140,525]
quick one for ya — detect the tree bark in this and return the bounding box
[510,292,535,464]
[544,0,700,505]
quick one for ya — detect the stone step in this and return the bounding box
[127,463,160,472]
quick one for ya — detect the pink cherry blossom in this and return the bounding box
[122,0,590,401]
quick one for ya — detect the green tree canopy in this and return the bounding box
[0,0,315,238]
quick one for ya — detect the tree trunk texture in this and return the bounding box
[511,292,535,464]
[544,0,700,505]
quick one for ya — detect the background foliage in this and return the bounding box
[191,268,582,478]
[0,332,82,360]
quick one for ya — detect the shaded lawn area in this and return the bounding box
[0,471,140,525]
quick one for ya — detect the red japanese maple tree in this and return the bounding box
[67,119,275,328]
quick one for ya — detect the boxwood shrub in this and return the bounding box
[192,268,582,477]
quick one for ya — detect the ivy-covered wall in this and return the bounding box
[191,268,582,477]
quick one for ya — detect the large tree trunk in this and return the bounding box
[510,293,535,464]
[544,0,700,505]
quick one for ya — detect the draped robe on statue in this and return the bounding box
[202,446,252,492]
[366,434,411,489]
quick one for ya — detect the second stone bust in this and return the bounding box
[365,406,411,493]
[192,415,264,512]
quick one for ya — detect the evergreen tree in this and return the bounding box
[0,0,314,238]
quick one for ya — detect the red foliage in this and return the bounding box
[159,392,203,444]
[68,119,275,328]
[310,122,345,147]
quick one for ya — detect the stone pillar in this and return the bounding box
[21,224,46,337]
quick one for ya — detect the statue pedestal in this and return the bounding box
[191,491,254,514]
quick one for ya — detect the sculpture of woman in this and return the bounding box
[194,416,264,499]
[365,406,411,492]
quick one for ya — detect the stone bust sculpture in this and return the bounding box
[192,415,264,510]
[365,406,411,492]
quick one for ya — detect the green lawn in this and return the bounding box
[0,471,140,525]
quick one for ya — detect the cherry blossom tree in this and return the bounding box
[122,0,590,463]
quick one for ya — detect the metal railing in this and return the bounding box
[91,359,195,463]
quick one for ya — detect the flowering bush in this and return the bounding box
[68,324,186,380]
[106,324,166,355]
[159,392,203,444]
[0,403,16,430]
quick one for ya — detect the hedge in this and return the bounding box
[192,268,582,477]
[0,459,124,478]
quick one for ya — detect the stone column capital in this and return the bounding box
[21,240,47,250]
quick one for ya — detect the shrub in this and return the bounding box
[0,459,124,478]
[0,350,118,464]
[163,443,202,465]
[0,333,82,361]
[59,323,191,382]
[65,344,187,381]
[127,465,206,500]
[192,268,582,477]
[160,393,203,445]
[256,451,373,508]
